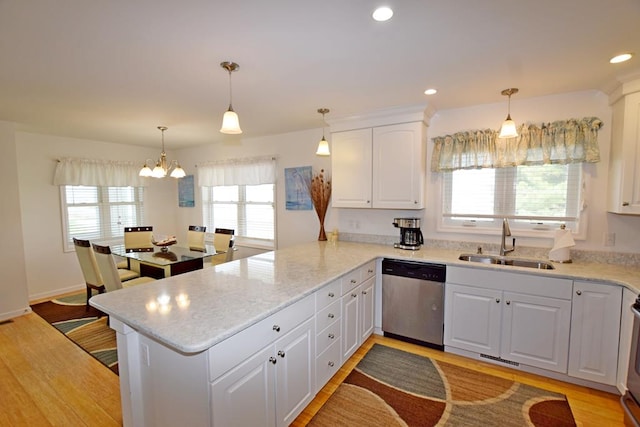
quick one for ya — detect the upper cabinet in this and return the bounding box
[331,119,427,209]
[608,78,640,214]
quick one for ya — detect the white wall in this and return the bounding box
[174,128,333,248]
[332,90,640,254]
[15,132,176,300]
[0,121,30,320]
[6,88,640,306]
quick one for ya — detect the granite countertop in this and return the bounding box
[90,241,640,355]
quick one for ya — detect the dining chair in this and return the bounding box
[124,226,154,252]
[92,243,156,292]
[73,238,141,309]
[210,228,235,266]
[187,225,206,250]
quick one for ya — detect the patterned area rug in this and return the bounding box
[309,344,576,426]
[30,292,118,375]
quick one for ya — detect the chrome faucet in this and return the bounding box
[500,218,516,256]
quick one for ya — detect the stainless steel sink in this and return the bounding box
[458,254,555,270]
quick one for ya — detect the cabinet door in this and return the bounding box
[211,345,276,427]
[359,277,375,343]
[608,90,640,214]
[372,122,425,209]
[342,290,360,360]
[502,292,571,373]
[331,128,373,208]
[275,318,315,427]
[569,281,622,385]
[444,283,501,357]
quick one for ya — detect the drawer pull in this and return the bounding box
[576,290,582,296]
[277,350,285,358]
[368,269,374,273]
[350,279,357,284]
[269,357,277,365]
[328,292,335,298]
[273,325,281,332]
[328,361,335,367]
[328,333,335,339]
[328,313,335,319]
[362,290,368,295]
[351,293,357,298]
[506,300,511,305]
[496,298,500,303]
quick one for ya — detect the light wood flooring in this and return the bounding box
[0,312,625,426]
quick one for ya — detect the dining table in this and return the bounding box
[110,244,218,279]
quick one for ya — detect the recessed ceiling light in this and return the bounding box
[372,6,393,22]
[424,88,437,95]
[610,53,633,64]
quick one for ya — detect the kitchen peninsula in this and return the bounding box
[90,241,640,427]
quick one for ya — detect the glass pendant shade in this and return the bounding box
[499,115,518,139]
[220,108,242,134]
[316,137,330,156]
[139,164,153,177]
[170,164,186,178]
[152,163,167,178]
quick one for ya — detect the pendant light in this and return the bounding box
[316,108,330,156]
[220,61,242,134]
[498,88,519,139]
[139,126,186,179]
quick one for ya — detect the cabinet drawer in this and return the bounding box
[316,300,341,332]
[361,260,376,281]
[341,269,361,295]
[208,294,314,381]
[315,279,341,311]
[316,319,341,355]
[316,339,341,391]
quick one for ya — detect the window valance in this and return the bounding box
[53,157,148,187]
[197,155,276,187]
[431,117,603,172]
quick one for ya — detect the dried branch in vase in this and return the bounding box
[308,169,332,241]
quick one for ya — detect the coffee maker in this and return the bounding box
[392,217,424,250]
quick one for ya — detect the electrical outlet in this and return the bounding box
[604,232,616,247]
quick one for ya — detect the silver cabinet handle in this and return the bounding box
[269,357,277,364]
[328,361,335,367]
[496,298,500,303]
[328,292,335,298]
[328,313,334,318]
[328,333,335,339]
[273,325,280,332]
[350,279,357,284]
[368,269,373,273]
[506,300,511,305]
[277,350,285,358]
[362,290,368,295]
[351,293,357,298]
[576,290,582,296]
[623,202,630,206]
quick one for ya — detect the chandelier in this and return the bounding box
[139,126,186,178]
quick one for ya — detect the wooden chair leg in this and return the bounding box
[86,284,91,311]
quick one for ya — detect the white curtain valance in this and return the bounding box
[197,155,276,186]
[53,157,147,187]
[431,117,603,172]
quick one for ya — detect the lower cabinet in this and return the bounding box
[568,280,622,385]
[445,283,571,373]
[342,275,376,361]
[211,317,315,427]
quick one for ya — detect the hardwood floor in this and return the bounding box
[0,313,122,426]
[0,312,625,426]
[293,334,626,427]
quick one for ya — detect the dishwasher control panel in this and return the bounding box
[381,259,446,282]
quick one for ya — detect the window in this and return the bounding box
[442,163,583,233]
[61,185,145,250]
[202,183,275,245]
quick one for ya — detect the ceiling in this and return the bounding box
[1,0,639,149]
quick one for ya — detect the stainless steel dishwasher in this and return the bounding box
[382,258,446,349]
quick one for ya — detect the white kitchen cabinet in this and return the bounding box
[341,260,376,361]
[209,295,315,427]
[618,288,637,394]
[569,280,622,386]
[331,121,426,209]
[445,267,572,373]
[608,79,640,214]
[315,279,342,392]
